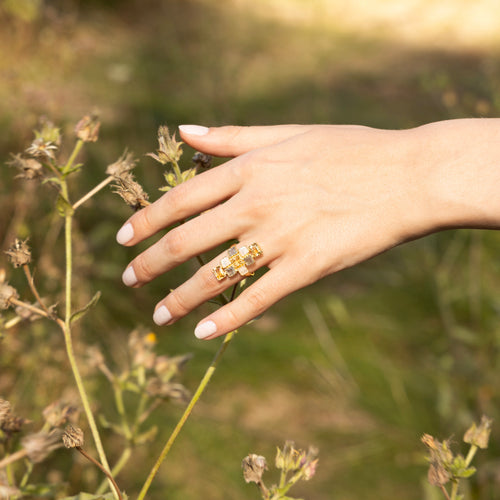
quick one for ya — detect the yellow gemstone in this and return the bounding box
[213,266,226,280]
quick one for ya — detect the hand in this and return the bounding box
[116,123,435,339]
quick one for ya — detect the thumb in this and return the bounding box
[178,124,312,157]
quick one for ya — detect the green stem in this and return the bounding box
[449,481,458,500]
[64,139,84,175]
[464,444,478,467]
[137,330,236,500]
[59,175,115,497]
[114,383,133,440]
[172,160,183,185]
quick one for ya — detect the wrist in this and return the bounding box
[410,118,500,232]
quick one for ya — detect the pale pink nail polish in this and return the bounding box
[179,125,209,136]
[153,305,172,325]
[122,266,138,287]
[116,223,134,245]
[194,320,217,339]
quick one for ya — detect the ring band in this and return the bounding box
[213,243,263,281]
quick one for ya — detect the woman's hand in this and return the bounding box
[116,120,500,339]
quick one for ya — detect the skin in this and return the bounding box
[116,119,500,339]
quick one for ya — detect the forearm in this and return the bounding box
[412,118,500,232]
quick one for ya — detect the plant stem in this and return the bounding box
[442,484,452,500]
[22,264,52,317]
[0,449,27,470]
[59,172,115,497]
[464,444,478,467]
[72,176,114,210]
[64,139,84,175]
[96,446,132,496]
[137,330,236,500]
[77,447,123,500]
[8,297,49,319]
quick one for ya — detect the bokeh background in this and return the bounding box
[1,0,500,498]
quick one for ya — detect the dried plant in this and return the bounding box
[2,116,302,500]
[422,416,492,500]
[242,441,319,500]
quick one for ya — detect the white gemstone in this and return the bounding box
[238,265,248,276]
[221,257,231,268]
[244,255,254,266]
[239,246,249,256]
[226,266,236,277]
[228,246,238,257]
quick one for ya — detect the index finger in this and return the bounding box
[116,160,243,246]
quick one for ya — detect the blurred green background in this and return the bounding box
[1,0,500,499]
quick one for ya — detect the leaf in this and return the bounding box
[181,168,196,182]
[163,171,177,186]
[135,425,158,445]
[22,483,65,497]
[70,291,101,323]
[56,194,75,217]
[455,466,476,479]
[62,163,83,177]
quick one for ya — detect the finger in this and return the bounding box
[116,162,243,246]
[152,241,272,325]
[178,124,314,157]
[192,261,307,340]
[121,202,248,287]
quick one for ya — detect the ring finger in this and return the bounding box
[152,240,272,326]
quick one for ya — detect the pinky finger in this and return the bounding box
[193,262,305,340]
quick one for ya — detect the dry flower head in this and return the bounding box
[242,454,268,484]
[147,126,183,165]
[22,429,64,463]
[5,238,31,268]
[112,172,149,210]
[63,425,84,448]
[75,114,101,142]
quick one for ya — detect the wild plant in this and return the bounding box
[0,116,318,499]
[422,416,492,500]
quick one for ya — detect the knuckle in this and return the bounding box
[244,286,268,315]
[162,227,187,262]
[133,256,155,282]
[166,290,190,316]
[167,182,188,208]
[198,266,220,292]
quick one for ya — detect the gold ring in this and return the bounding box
[213,243,263,281]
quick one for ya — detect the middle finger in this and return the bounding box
[122,200,247,287]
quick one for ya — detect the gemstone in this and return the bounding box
[228,245,238,257]
[238,265,249,276]
[225,266,236,277]
[244,255,254,266]
[221,256,231,268]
[249,243,263,257]
[239,246,249,256]
[213,266,226,280]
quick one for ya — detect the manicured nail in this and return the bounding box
[153,305,172,325]
[122,266,138,286]
[194,320,217,339]
[179,124,209,136]
[116,223,134,245]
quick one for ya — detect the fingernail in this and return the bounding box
[153,305,172,325]
[179,124,209,136]
[116,223,134,245]
[122,266,138,286]
[194,320,217,339]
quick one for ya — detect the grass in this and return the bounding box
[1,1,499,499]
